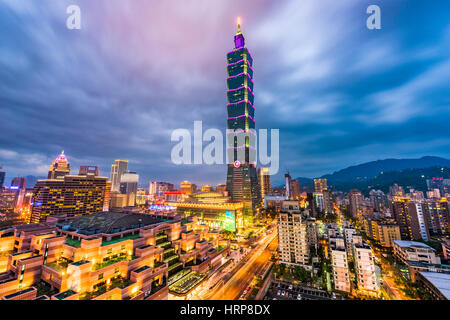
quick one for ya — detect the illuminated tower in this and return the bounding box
[225,18,261,224]
[48,151,70,179]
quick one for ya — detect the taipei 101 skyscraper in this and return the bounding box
[225,18,261,225]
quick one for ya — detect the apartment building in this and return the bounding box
[393,240,441,265]
[353,241,380,294]
[330,237,351,292]
[278,212,309,267]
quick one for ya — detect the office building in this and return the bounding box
[257,168,271,203]
[30,174,110,223]
[120,172,139,207]
[48,151,70,179]
[225,20,261,223]
[110,160,128,192]
[284,172,292,200]
[79,166,99,176]
[149,181,174,198]
[180,181,194,194]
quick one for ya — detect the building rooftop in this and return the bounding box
[419,271,450,299]
[393,240,435,250]
[57,211,163,235]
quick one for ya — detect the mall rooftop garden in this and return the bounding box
[92,254,137,271]
[101,234,141,246]
[46,259,72,272]
[80,277,134,300]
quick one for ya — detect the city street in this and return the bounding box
[201,229,277,300]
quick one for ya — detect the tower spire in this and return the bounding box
[234,17,245,49]
[236,17,242,35]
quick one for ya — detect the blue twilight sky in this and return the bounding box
[0,0,449,187]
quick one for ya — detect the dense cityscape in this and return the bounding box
[0,2,449,305]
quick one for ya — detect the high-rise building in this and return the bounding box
[257,168,271,203]
[421,199,449,237]
[10,177,27,210]
[348,189,364,219]
[225,20,261,224]
[11,177,27,189]
[370,218,401,247]
[390,197,430,241]
[314,179,328,193]
[284,172,292,200]
[369,189,386,213]
[278,212,309,267]
[119,172,139,207]
[0,166,5,188]
[149,181,174,198]
[353,241,380,293]
[180,181,193,194]
[291,179,301,200]
[313,192,325,213]
[79,165,99,176]
[110,160,128,192]
[330,237,351,292]
[30,174,110,223]
[48,151,70,179]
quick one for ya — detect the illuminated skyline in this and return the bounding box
[0,1,449,187]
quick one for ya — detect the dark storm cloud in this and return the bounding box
[0,0,449,187]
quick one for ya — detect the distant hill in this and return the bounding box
[295,156,450,193]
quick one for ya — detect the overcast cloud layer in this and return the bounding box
[0,0,449,187]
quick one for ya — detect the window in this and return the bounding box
[98,273,104,280]
[114,268,119,274]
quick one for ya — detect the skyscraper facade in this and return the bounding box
[48,151,70,179]
[257,168,271,203]
[285,173,292,200]
[110,159,128,192]
[119,171,139,206]
[225,21,261,223]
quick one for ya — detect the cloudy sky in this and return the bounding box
[0,0,449,187]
